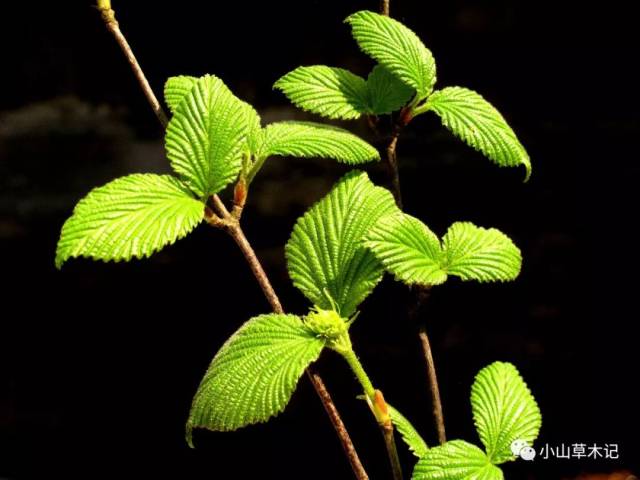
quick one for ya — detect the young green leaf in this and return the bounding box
[165,74,260,160]
[471,361,541,464]
[441,222,522,283]
[346,10,437,99]
[286,171,398,317]
[422,87,531,181]
[274,66,369,120]
[413,440,503,480]
[366,65,414,115]
[187,314,324,443]
[387,403,429,458]
[243,100,262,158]
[365,213,447,286]
[165,74,248,197]
[164,75,197,114]
[256,121,380,164]
[55,174,204,268]
[366,215,521,287]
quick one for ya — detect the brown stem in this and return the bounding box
[226,224,284,314]
[373,0,447,445]
[382,421,403,480]
[380,0,390,16]
[386,131,403,209]
[307,367,370,480]
[210,193,231,218]
[98,6,168,128]
[382,128,450,445]
[408,286,446,444]
[417,327,446,444]
[96,5,368,478]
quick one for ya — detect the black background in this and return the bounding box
[1,0,639,478]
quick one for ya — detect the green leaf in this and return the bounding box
[471,361,542,464]
[365,213,447,286]
[413,440,503,480]
[164,75,197,114]
[423,87,531,181]
[441,222,522,283]
[256,121,379,164]
[366,65,414,115]
[187,314,324,443]
[274,66,369,120]
[55,174,204,268]
[165,74,260,163]
[243,100,262,158]
[346,10,437,99]
[366,215,521,287]
[286,171,398,317]
[274,64,412,119]
[165,74,248,197]
[387,403,429,458]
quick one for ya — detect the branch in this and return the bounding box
[386,130,403,208]
[97,2,168,128]
[373,0,448,447]
[225,224,284,314]
[417,325,447,444]
[307,367,370,480]
[384,120,448,447]
[96,4,368,478]
[380,0,390,16]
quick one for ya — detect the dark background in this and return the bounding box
[2,0,638,478]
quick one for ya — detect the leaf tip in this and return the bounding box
[54,242,68,270]
[54,257,64,270]
[344,9,375,24]
[272,76,284,91]
[185,421,195,449]
[343,12,356,25]
[523,159,532,182]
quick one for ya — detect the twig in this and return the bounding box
[307,367,370,480]
[379,120,447,445]
[210,193,231,218]
[382,421,403,480]
[386,130,403,209]
[380,0,390,16]
[417,326,446,445]
[376,0,447,448]
[97,2,168,128]
[386,123,448,445]
[410,285,446,444]
[96,3,368,478]
[225,223,284,314]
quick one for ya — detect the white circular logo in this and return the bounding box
[520,446,536,461]
[510,439,528,456]
[511,439,536,461]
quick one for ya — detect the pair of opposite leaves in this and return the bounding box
[391,360,541,480]
[188,171,539,480]
[56,10,530,268]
